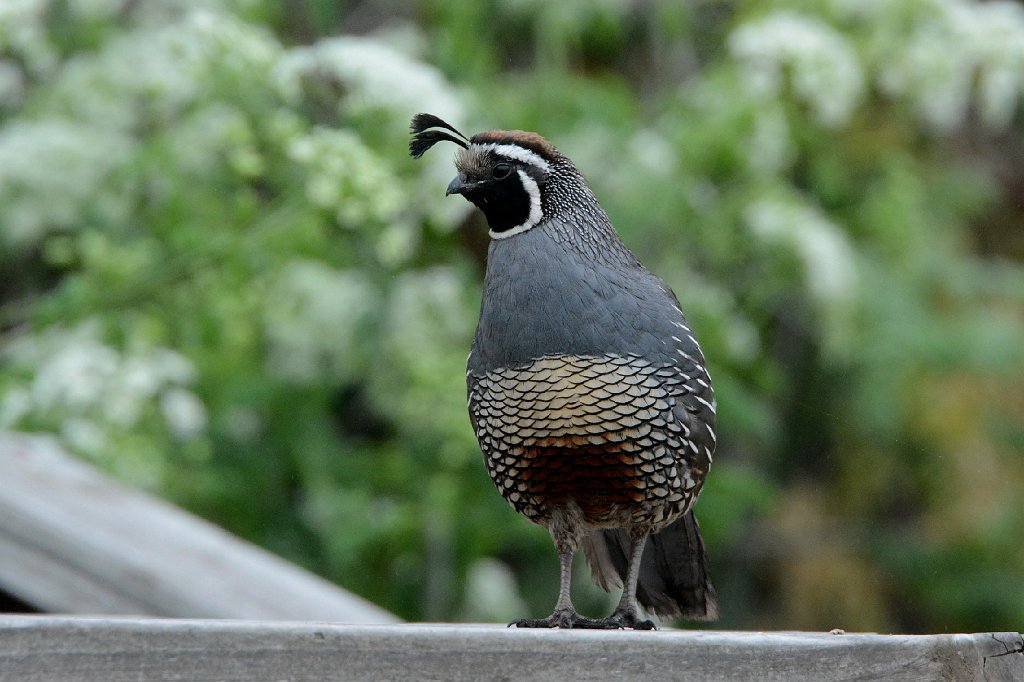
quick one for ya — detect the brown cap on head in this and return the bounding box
[470,130,559,162]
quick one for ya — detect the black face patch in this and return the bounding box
[462,170,532,234]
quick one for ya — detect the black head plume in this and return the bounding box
[409,113,469,158]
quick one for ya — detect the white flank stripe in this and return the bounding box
[490,169,544,239]
[694,395,717,414]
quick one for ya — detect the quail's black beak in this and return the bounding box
[446,173,467,196]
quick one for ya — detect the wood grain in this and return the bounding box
[0,617,1020,682]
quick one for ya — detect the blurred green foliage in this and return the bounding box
[2,0,1023,632]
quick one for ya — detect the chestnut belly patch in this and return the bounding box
[469,354,697,525]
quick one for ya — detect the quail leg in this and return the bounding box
[596,533,656,630]
[510,548,617,629]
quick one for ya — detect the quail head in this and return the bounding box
[410,113,718,629]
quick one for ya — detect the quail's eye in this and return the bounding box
[492,162,512,180]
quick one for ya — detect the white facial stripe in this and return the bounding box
[489,169,543,239]
[475,143,551,172]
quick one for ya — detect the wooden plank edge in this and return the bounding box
[0,616,1020,682]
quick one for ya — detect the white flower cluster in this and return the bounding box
[262,261,379,384]
[744,195,858,306]
[273,33,469,253]
[288,127,405,227]
[733,1,1024,133]
[47,10,282,131]
[745,104,794,176]
[875,0,1024,131]
[0,323,208,456]
[275,35,462,123]
[0,9,284,252]
[0,120,132,250]
[0,0,57,76]
[163,103,265,179]
[729,10,865,127]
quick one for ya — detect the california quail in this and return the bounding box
[410,113,718,629]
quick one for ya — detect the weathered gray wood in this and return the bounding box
[0,617,1020,682]
[0,432,398,623]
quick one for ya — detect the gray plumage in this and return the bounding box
[411,115,718,628]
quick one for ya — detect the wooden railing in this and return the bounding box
[0,617,1021,681]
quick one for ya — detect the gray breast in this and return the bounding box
[469,222,693,375]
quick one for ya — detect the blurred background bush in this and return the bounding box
[2,0,1023,632]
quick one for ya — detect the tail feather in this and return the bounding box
[582,510,719,621]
